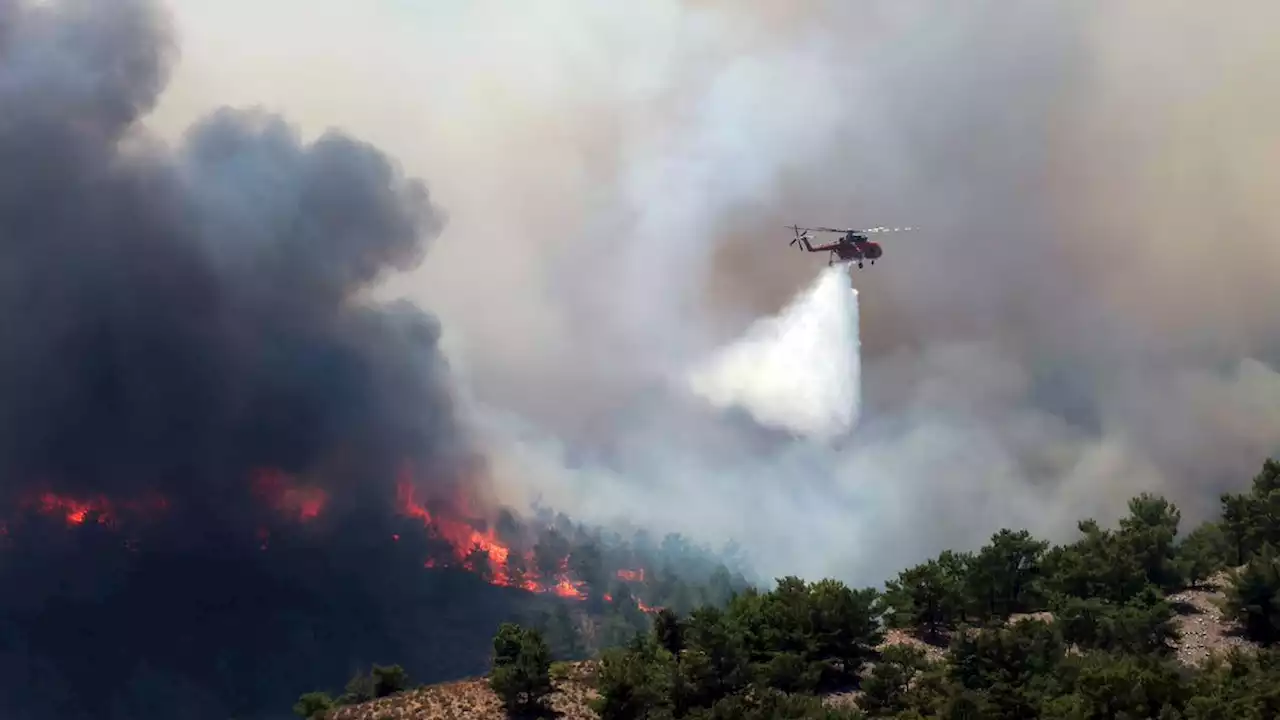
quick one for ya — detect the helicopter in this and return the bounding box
[787,225,915,268]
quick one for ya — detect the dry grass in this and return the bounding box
[327,662,600,720]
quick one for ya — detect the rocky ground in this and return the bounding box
[329,662,599,720]
[1168,571,1255,666]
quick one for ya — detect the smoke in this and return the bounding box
[687,266,860,440]
[0,0,465,530]
[0,1,525,717]
[93,0,1280,592]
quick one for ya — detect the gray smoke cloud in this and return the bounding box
[0,0,464,544]
[149,0,1280,585]
[0,2,500,717]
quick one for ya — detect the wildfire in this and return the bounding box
[603,592,661,615]
[2,467,648,610]
[35,492,113,526]
[395,477,512,577]
[251,469,328,522]
[617,568,645,582]
[394,466,587,599]
[19,490,168,528]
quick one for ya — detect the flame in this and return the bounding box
[394,465,589,599]
[549,575,587,600]
[36,492,115,526]
[602,592,660,615]
[395,477,515,583]
[22,490,168,528]
[614,568,658,610]
[1,466,653,610]
[251,469,328,522]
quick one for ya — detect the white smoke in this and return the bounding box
[148,0,1280,589]
[685,266,861,440]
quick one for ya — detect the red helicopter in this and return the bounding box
[787,224,915,268]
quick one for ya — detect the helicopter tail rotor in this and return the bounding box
[787,225,811,248]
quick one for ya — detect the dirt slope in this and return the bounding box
[1168,571,1255,665]
[327,663,598,720]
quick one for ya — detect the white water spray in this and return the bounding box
[686,266,862,440]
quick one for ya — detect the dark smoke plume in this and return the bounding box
[0,1,495,717]
[0,0,457,528]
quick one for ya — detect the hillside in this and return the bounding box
[300,459,1280,720]
[327,583,1256,720]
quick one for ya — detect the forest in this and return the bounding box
[298,458,1280,719]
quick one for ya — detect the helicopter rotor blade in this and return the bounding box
[806,225,917,235]
[857,226,916,234]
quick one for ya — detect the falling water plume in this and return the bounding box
[686,266,861,440]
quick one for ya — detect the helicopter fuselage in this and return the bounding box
[832,236,882,262]
[789,225,905,269]
[824,234,882,268]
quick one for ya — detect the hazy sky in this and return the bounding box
[145,0,1280,583]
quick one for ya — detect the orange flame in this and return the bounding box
[603,592,660,614]
[251,469,328,522]
[23,490,168,528]
[37,492,114,526]
[395,477,516,583]
[394,465,589,599]
[616,568,645,582]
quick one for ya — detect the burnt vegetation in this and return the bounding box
[314,458,1280,720]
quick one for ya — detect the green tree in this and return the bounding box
[1054,587,1179,655]
[727,577,882,693]
[947,619,1064,718]
[1119,493,1184,590]
[859,645,930,717]
[652,608,684,656]
[532,603,588,661]
[966,529,1049,620]
[806,579,885,688]
[490,623,554,717]
[884,555,969,643]
[1041,519,1150,604]
[592,634,675,720]
[292,691,334,720]
[1224,543,1280,644]
[1177,522,1234,588]
[1042,651,1189,720]
[570,540,608,591]
[1221,459,1280,565]
[681,606,750,706]
[1222,491,1257,566]
[370,663,410,698]
[337,670,375,705]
